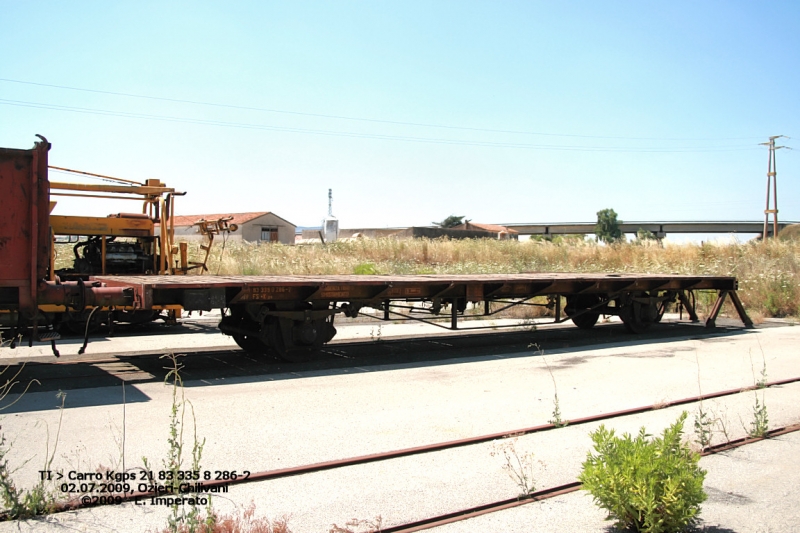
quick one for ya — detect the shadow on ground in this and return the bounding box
[1,320,756,413]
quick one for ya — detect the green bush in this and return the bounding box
[579,413,706,533]
[353,262,378,275]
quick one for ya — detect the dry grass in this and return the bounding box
[153,505,291,533]
[779,224,800,241]
[192,237,800,319]
[56,237,800,319]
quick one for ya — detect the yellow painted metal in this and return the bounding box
[50,181,175,196]
[51,215,154,237]
[51,192,150,201]
[35,170,188,325]
[37,304,182,312]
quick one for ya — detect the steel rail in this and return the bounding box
[53,375,800,513]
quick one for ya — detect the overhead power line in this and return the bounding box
[0,98,762,153]
[0,77,767,143]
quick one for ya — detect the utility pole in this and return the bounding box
[760,136,785,239]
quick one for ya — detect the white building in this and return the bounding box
[172,212,296,244]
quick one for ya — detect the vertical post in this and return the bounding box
[761,136,785,239]
[383,299,390,321]
[179,242,188,274]
[49,228,55,281]
[555,295,561,323]
[159,198,167,274]
[772,146,779,239]
[451,298,458,330]
[101,236,107,275]
[484,299,490,315]
[29,146,40,346]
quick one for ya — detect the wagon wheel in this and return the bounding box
[619,292,658,334]
[225,307,276,358]
[565,295,601,330]
[233,334,273,357]
[266,318,315,363]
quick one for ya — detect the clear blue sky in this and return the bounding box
[1,1,797,232]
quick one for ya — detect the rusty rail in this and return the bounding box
[381,422,800,533]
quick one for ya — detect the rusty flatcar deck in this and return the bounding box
[92,273,750,361]
[94,273,738,286]
[93,272,738,307]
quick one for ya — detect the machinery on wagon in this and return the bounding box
[0,137,753,361]
[47,167,182,332]
[0,136,239,343]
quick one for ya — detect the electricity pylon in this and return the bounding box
[760,136,785,239]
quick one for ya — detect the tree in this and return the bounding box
[595,209,623,243]
[636,227,658,242]
[433,215,466,228]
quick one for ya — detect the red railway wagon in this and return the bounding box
[1,137,130,353]
[0,137,752,361]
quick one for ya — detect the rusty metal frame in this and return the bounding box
[706,290,754,328]
[342,285,747,333]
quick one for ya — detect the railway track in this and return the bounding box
[5,319,792,531]
[381,423,800,533]
[50,375,800,530]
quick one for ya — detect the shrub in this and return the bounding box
[579,413,706,533]
[353,262,378,275]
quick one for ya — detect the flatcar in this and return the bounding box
[0,137,752,361]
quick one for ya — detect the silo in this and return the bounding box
[322,189,338,243]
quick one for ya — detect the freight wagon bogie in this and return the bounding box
[220,303,337,362]
[564,290,677,333]
[217,287,693,362]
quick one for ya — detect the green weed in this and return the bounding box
[693,350,714,450]
[0,368,59,520]
[160,354,210,533]
[747,393,769,439]
[529,344,567,428]
[693,404,714,450]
